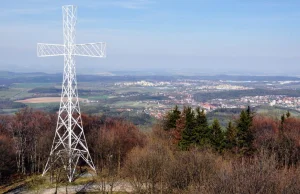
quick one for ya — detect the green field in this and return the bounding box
[81,95,109,100]
[11,82,58,89]
[256,105,300,118]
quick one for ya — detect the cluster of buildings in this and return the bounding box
[114,80,171,87]
[196,84,252,91]
[100,79,300,119]
[204,95,300,111]
[243,95,300,109]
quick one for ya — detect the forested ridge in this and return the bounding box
[1,106,300,193]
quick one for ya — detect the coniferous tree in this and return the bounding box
[281,114,285,124]
[193,107,210,146]
[280,114,285,131]
[179,106,196,150]
[195,107,208,128]
[286,111,291,118]
[185,106,196,131]
[164,105,181,130]
[210,119,224,152]
[225,121,237,150]
[236,106,254,155]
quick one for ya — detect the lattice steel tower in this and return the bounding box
[37,5,106,182]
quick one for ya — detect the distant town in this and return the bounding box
[110,79,300,119]
[1,72,300,121]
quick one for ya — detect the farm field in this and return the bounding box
[16,97,86,103]
[2,71,300,127]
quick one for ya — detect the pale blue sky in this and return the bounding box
[1,0,300,75]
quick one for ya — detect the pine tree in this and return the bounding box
[164,105,181,130]
[280,111,291,132]
[236,106,254,155]
[286,111,291,118]
[280,114,285,131]
[210,119,224,152]
[225,121,237,150]
[193,107,210,146]
[179,106,196,150]
[195,107,208,128]
[185,106,196,130]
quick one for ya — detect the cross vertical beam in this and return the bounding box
[38,5,106,182]
[63,5,77,182]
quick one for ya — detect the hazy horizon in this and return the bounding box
[1,0,300,75]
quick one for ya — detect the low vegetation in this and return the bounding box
[1,106,300,193]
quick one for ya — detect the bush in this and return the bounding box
[165,149,219,193]
[124,139,171,193]
[205,149,300,194]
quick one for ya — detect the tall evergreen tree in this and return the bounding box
[164,105,181,130]
[236,106,254,155]
[193,107,210,146]
[280,111,291,132]
[225,121,237,150]
[185,106,196,130]
[179,106,196,150]
[280,114,285,131]
[195,107,208,128]
[210,119,224,152]
[286,111,291,118]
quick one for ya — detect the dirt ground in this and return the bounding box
[5,181,133,194]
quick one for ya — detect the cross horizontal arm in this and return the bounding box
[74,42,106,58]
[37,43,65,57]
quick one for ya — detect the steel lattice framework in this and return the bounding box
[38,5,106,182]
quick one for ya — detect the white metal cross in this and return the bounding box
[38,5,106,182]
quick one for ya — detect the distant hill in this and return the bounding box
[1,71,300,86]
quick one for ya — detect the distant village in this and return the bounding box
[90,79,300,119]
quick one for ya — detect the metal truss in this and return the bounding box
[37,43,106,58]
[37,43,65,57]
[75,42,106,57]
[38,5,106,182]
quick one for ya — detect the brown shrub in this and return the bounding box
[205,149,300,194]
[86,118,146,173]
[252,115,278,149]
[124,139,171,194]
[165,149,220,193]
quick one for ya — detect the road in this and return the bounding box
[6,181,133,194]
